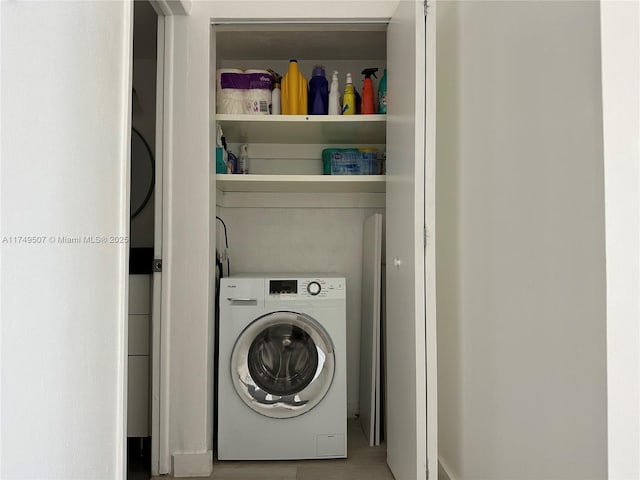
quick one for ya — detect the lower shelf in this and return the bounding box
[215,174,386,193]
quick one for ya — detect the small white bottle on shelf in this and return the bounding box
[271,80,281,115]
[328,70,341,115]
[238,144,250,174]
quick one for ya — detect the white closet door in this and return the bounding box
[151,14,166,477]
[385,1,431,479]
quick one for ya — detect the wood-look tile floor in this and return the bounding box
[151,418,394,480]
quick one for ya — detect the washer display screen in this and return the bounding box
[247,324,318,396]
[269,279,298,294]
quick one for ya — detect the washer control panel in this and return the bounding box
[267,277,345,300]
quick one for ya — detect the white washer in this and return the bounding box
[218,275,347,460]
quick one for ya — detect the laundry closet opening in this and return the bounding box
[211,22,389,458]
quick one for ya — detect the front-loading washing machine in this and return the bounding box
[217,275,347,460]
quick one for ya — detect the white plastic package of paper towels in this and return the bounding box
[217,69,273,115]
[244,70,272,114]
[217,68,245,114]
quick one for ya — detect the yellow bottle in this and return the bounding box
[342,73,356,115]
[281,59,308,115]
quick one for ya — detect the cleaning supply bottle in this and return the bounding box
[361,68,378,114]
[281,60,307,115]
[378,68,387,114]
[215,125,227,174]
[221,136,234,174]
[328,71,341,115]
[271,78,281,115]
[308,65,328,115]
[238,144,249,174]
[227,150,238,174]
[342,73,356,115]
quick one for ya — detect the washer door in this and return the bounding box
[231,311,335,419]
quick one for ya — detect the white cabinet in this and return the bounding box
[128,274,151,438]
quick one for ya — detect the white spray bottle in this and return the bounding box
[328,70,341,115]
[239,144,249,174]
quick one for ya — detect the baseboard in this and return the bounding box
[172,451,213,477]
[438,457,457,480]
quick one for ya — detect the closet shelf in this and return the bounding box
[215,114,386,144]
[215,174,386,193]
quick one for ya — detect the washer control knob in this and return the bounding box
[307,281,321,296]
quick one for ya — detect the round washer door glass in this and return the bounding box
[231,311,335,419]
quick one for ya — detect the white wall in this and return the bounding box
[0,2,132,478]
[162,11,214,475]
[600,2,640,479]
[436,2,607,479]
[435,3,463,476]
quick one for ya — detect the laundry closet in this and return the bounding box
[213,23,388,420]
[156,1,437,478]
[208,5,434,479]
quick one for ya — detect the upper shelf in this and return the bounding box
[216,114,386,144]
